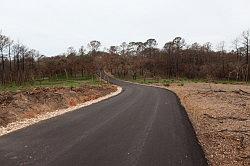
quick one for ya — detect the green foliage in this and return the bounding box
[0,75,102,92]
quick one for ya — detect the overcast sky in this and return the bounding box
[0,0,250,55]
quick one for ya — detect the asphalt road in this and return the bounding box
[0,78,208,166]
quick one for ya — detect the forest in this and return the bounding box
[0,30,249,86]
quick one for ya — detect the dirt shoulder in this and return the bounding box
[166,83,250,166]
[0,84,120,136]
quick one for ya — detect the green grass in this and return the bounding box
[0,76,103,92]
[123,76,250,86]
[124,77,187,84]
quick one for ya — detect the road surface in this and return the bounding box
[0,78,208,166]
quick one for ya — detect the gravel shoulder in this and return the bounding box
[0,85,122,136]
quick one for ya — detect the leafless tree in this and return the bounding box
[88,40,101,54]
[242,30,249,81]
[0,33,10,84]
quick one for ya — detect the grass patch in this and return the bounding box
[122,76,249,86]
[0,76,103,92]
[124,77,185,85]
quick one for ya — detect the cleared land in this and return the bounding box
[125,78,250,166]
[169,83,250,166]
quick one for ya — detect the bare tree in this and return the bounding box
[88,40,101,54]
[242,30,249,82]
[217,41,226,78]
[120,42,127,55]
[172,37,185,77]
[67,46,77,56]
[79,46,86,56]
[109,46,118,54]
[8,40,13,72]
[231,38,241,80]
[145,39,157,48]
[0,33,10,84]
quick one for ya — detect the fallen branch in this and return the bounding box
[217,129,250,133]
[204,113,248,121]
[232,89,250,95]
[213,89,227,93]
[197,89,227,94]
[197,90,213,94]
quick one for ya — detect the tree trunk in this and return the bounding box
[1,51,5,84]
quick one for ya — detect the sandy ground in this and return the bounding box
[166,83,250,166]
[0,85,122,136]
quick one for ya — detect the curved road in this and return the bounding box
[0,78,207,166]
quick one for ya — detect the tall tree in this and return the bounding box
[0,33,10,84]
[88,40,101,54]
[242,30,249,81]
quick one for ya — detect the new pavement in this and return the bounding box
[0,78,208,166]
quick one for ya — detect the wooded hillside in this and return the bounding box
[0,30,249,85]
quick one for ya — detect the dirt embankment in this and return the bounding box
[0,85,117,127]
[167,83,250,166]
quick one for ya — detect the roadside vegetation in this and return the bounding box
[123,76,250,86]
[0,75,102,92]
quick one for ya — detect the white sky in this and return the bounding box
[0,0,250,55]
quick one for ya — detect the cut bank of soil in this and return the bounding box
[167,83,250,166]
[0,85,117,127]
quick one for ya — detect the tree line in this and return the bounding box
[100,30,249,82]
[0,32,41,85]
[0,33,100,85]
[0,30,249,86]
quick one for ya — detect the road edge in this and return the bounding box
[0,85,122,137]
[119,79,209,164]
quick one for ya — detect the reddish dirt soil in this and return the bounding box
[0,85,116,127]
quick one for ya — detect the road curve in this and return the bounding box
[0,78,208,166]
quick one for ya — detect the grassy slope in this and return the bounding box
[0,76,103,92]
